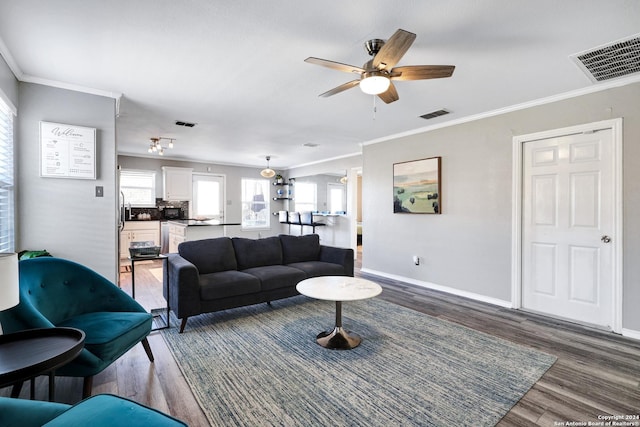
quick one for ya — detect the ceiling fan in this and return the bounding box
[305,29,455,104]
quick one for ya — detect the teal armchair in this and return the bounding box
[0,257,154,398]
[0,394,187,426]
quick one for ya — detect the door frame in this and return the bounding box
[511,118,623,333]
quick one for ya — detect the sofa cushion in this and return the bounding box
[279,234,320,264]
[178,238,237,274]
[242,265,307,291]
[199,270,261,300]
[287,261,347,278]
[232,237,283,270]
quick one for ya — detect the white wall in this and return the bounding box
[17,83,118,280]
[363,82,640,332]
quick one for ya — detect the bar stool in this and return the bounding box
[300,211,325,234]
[287,211,301,235]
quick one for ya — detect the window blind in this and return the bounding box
[120,169,156,207]
[0,97,15,252]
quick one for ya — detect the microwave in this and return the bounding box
[162,207,182,220]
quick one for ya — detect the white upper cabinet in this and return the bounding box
[162,167,193,201]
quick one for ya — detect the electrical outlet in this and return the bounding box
[95,186,104,197]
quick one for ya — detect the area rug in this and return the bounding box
[160,296,556,426]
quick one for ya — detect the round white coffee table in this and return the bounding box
[296,276,382,350]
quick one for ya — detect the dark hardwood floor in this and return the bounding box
[2,251,639,426]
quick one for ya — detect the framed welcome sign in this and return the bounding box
[393,156,441,214]
[40,121,96,179]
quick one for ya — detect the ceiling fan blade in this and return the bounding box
[372,29,416,70]
[319,80,361,97]
[390,65,455,81]
[304,57,364,74]
[377,82,399,104]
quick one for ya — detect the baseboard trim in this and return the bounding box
[360,268,512,309]
[621,328,640,341]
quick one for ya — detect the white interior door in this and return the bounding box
[522,129,615,328]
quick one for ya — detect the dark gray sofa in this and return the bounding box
[166,234,354,332]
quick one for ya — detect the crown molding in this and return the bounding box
[363,74,640,147]
[20,74,122,100]
[0,35,122,106]
[0,36,23,80]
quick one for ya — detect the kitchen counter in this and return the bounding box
[167,219,241,227]
[167,220,241,252]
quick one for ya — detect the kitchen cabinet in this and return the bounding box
[120,221,160,258]
[162,166,193,201]
[168,223,186,254]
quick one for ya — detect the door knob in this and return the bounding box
[601,235,611,243]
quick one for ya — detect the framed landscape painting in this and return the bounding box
[393,156,441,214]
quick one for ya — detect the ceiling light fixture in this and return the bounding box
[260,156,276,178]
[359,71,391,95]
[148,137,175,156]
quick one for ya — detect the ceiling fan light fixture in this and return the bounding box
[359,72,390,95]
[260,156,276,178]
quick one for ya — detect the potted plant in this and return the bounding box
[274,174,284,184]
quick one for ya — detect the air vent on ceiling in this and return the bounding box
[570,33,640,83]
[175,120,196,127]
[303,142,319,148]
[420,109,450,120]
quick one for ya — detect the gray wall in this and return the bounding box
[17,83,117,280]
[362,82,640,332]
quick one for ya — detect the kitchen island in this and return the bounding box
[168,219,241,253]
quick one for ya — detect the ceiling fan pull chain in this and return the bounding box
[373,95,377,120]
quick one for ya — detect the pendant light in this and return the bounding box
[260,156,276,178]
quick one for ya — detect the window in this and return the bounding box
[294,182,317,212]
[0,95,15,252]
[193,174,224,220]
[241,178,270,229]
[120,169,156,207]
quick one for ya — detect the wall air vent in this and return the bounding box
[420,109,450,120]
[175,120,196,127]
[570,33,640,83]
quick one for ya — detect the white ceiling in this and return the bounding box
[1,1,639,170]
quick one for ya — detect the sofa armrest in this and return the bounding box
[166,254,202,319]
[319,245,354,276]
